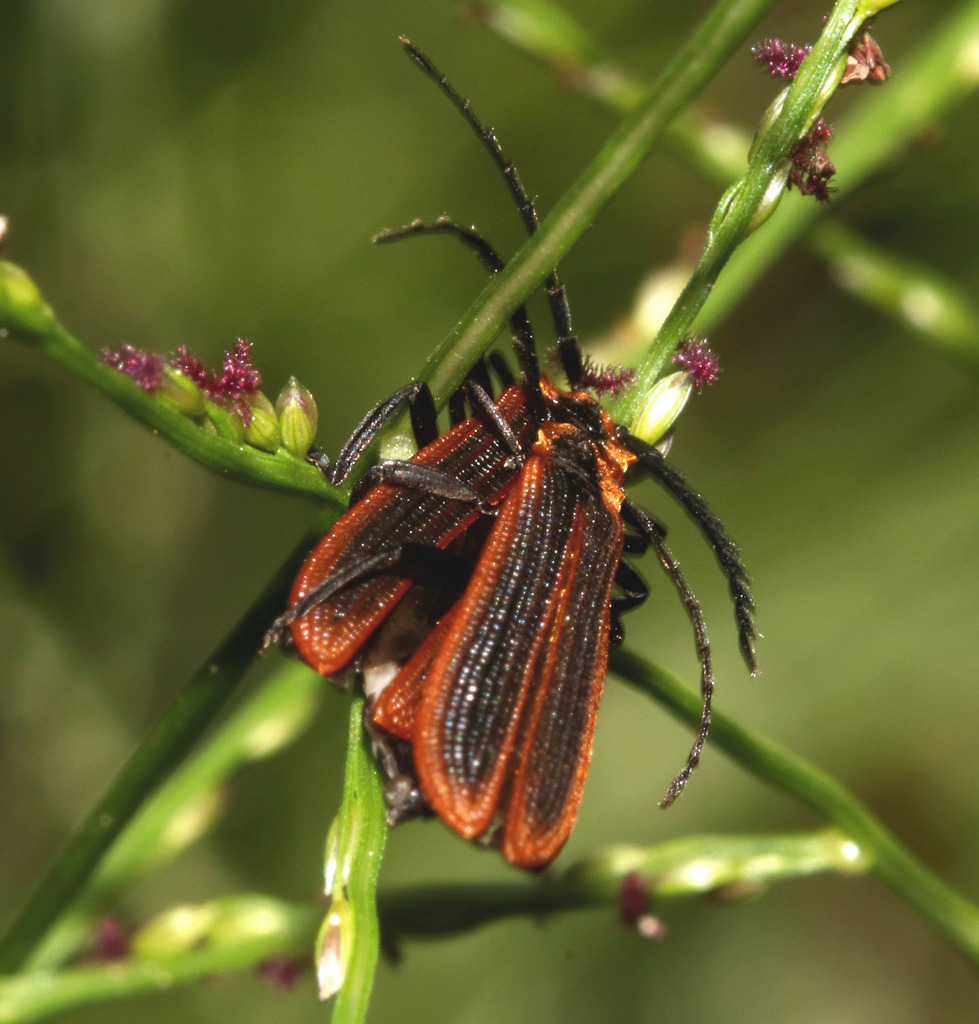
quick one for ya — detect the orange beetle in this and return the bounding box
[270,42,756,869]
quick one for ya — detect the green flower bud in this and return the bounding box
[748,169,789,232]
[207,895,293,948]
[133,903,217,958]
[316,897,354,1000]
[276,376,318,458]
[158,364,207,417]
[243,391,281,452]
[323,817,341,894]
[205,402,245,441]
[0,260,55,336]
[629,371,694,446]
[747,88,788,163]
[133,896,292,958]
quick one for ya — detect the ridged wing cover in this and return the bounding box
[289,386,532,676]
[374,421,630,868]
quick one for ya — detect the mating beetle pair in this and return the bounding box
[270,40,756,870]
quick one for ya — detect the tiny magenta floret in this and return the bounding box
[242,391,282,452]
[751,39,811,79]
[98,343,165,391]
[674,337,721,388]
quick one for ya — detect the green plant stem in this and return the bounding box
[396,0,780,430]
[481,0,979,363]
[0,534,318,974]
[2,0,777,492]
[5,652,979,1020]
[0,263,342,507]
[616,0,904,424]
[0,792,970,1023]
[380,828,867,938]
[810,219,979,369]
[698,0,979,337]
[610,649,979,966]
[26,664,324,972]
[322,691,388,1024]
[10,2,975,497]
[0,901,321,1024]
[0,829,865,1022]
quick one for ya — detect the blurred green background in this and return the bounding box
[2,0,978,1021]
